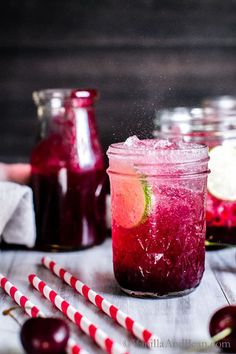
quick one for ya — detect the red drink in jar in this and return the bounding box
[107,136,209,297]
[154,106,236,245]
[206,144,236,244]
[31,89,106,250]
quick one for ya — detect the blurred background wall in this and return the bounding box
[0,0,236,161]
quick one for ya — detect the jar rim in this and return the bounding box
[33,88,98,106]
[202,95,236,110]
[108,139,207,153]
[107,139,209,166]
[154,129,236,140]
[155,106,236,124]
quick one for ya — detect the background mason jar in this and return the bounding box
[153,104,236,245]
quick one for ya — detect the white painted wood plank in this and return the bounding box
[207,248,236,304]
[0,241,234,354]
[0,329,22,354]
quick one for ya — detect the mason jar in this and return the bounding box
[154,106,236,245]
[31,88,107,251]
[107,136,209,297]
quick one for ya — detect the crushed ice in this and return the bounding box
[124,135,201,151]
[124,135,177,150]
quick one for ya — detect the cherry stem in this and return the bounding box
[211,327,232,344]
[186,327,232,352]
[2,305,35,326]
[205,240,235,248]
[2,306,21,326]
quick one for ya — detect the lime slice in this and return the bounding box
[208,145,236,201]
[111,169,152,229]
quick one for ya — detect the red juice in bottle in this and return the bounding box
[107,136,209,297]
[31,89,106,250]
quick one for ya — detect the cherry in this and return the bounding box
[209,305,236,352]
[20,317,69,354]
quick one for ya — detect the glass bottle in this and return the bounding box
[31,88,106,251]
[107,136,209,297]
[154,106,236,245]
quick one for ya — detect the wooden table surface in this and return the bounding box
[0,239,235,354]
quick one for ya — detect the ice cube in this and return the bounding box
[124,135,140,147]
[153,140,175,149]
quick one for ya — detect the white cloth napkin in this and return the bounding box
[0,182,36,247]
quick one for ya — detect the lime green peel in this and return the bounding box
[141,178,152,221]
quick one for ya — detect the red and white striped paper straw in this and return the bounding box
[0,273,89,354]
[42,256,159,348]
[29,274,129,354]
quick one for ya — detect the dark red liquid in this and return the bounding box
[112,186,206,296]
[206,193,236,244]
[32,168,106,250]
